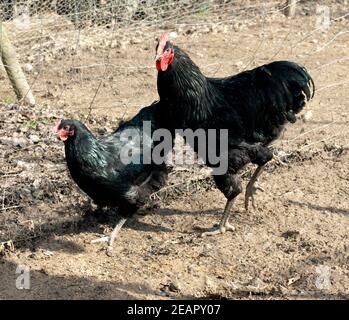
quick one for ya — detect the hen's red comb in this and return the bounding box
[157,33,169,55]
[54,119,62,132]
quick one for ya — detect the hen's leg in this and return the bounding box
[201,199,236,237]
[91,217,127,255]
[201,174,242,237]
[106,217,127,256]
[244,165,265,212]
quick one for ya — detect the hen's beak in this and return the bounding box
[56,128,68,141]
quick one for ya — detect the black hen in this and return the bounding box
[56,102,169,254]
[155,34,315,236]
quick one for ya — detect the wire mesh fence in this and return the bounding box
[0,1,347,111]
[0,0,346,112]
[0,0,348,244]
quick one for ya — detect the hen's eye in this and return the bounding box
[64,126,69,130]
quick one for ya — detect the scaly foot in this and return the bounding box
[244,181,264,212]
[91,217,127,256]
[244,165,266,212]
[106,245,114,257]
[91,236,114,256]
[90,235,110,244]
[201,221,235,237]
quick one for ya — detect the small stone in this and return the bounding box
[0,138,13,146]
[281,230,300,240]
[277,150,287,158]
[32,179,41,189]
[32,189,44,199]
[42,250,54,257]
[29,134,40,144]
[235,61,244,69]
[205,275,215,288]
[169,31,178,39]
[120,41,128,50]
[17,160,36,170]
[12,137,28,148]
[23,63,33,73]
[222,25,229,34]
[130,38,141,45]
[187,264,196,274]
[284,189,304,197]
[201,27,211,34]
[168,281,181,292]
[200,243,213,257]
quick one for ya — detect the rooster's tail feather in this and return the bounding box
[257,61,315,123]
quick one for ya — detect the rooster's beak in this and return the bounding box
[155,53,162,61]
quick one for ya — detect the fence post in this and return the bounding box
[0,21,35,106]
[285,0,297,17]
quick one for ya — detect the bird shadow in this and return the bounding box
[13,203,222,254]
[288,200,349,216]
[0,258,196,300]
[150,207,220,217]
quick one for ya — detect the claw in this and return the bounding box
[255,185,265,192]
[91,236,115,257]
[106,246,114,257]
[201,222,235,237]
[91,218,127,256]
[245,182,264,212]
[225,222,235,231]
[91,236,110,244]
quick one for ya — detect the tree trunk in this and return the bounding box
[0,21,35,106]
[285,0,297,17]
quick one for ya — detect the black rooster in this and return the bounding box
[155,34,315,236]
[56,102,169,254]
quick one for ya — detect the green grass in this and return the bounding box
[1,96,16,105]
[195,4,211,18]
[25,120,38,130]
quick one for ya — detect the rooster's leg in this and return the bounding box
[201,199,236,237]
[244,165,265,212]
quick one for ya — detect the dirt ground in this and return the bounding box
[0,2,349,299]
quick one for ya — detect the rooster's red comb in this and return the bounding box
[157,33,169,54]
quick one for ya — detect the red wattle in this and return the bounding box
[161,59,168,72]
[58,131,68,141]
